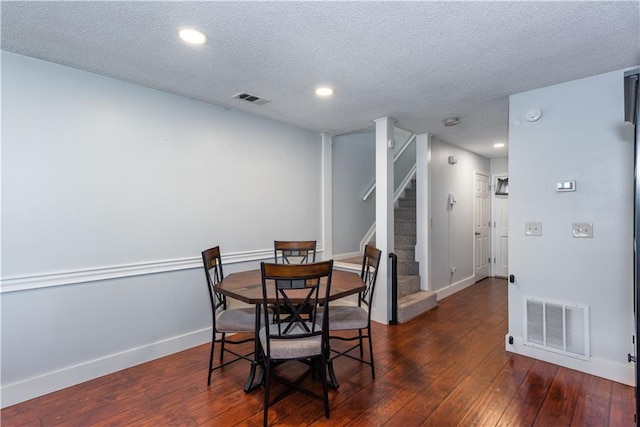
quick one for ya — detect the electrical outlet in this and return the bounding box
[525,222,542,236]
[572,222,593,238]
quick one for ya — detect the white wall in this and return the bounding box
[428,138,490,296]
[490,157,508,175]
[1,52,323,406]
[506,68,636,385]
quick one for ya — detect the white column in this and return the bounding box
[371,117,395,324]
[415,132,431,290]
[321,133,333,261]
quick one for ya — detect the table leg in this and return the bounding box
[244,304,264,393]
[327,359,340,388]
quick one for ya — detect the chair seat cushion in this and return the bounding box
[259,323,323,359]
[327,305,368,330]
[216,307,256,333]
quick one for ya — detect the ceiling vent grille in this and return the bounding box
[233,92,269,105]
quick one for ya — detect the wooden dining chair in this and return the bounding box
[326,245,382,386]
[272,240,318,320]
[259,260,333,426]
[273,240,317,264]
[202,246,256,386]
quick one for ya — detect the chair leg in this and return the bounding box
[207,330,216,386]
[367,328,375,379]
[318,357,330,418]
[263,362,271,427]
[327,359,339,388]
[219,332,226,363]
[358,329,364,357]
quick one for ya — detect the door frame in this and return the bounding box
[473,170,491,281]
[491,173,509,278]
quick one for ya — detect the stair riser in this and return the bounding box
[395,209,416,221]
[393,247,414,260]
[397,275,420,296]
[397,261,419,276]
[395,235,416,246]
[397,292,438,323]
[398,199,416,209]
[404,188,416,198]
[395,223,416,234]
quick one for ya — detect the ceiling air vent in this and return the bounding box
[233,92,269,105]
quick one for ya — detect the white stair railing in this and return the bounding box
[362,133,416,201]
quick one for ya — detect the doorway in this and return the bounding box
[492,174,509,278]
[474,171,490,281]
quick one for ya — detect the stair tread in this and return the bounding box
[398,290,436,303]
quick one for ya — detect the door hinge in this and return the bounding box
[494,257,496,264]
[488,257,491,263]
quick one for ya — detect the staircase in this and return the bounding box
[393,180,438,323]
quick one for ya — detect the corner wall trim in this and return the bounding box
[1,245,324,293]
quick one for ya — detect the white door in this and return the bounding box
[492,175,509,277]
[474,172,490,281]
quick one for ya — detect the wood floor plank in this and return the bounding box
[610,381,636,427]
[534,366,585,426]
[496,359,559,426]
[460,353,535,426]
[1,278,633,427]
[569,373,612,427]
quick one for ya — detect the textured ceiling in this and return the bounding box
[2,1,639,158]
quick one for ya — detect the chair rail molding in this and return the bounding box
[1,245,325,293]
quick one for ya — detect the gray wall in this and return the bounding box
[428,138,490,292]
[1,52,323,405]
[507,68,635,384]
[331,128,417,256]
[331,131,376,255]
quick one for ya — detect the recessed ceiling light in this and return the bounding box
[315,87,334,97]
[179,28,207,45]
[493,142,505,148]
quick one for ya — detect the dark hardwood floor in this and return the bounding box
[2,277,635,426]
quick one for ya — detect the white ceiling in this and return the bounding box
[2,1,639,158]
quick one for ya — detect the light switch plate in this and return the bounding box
[572,222,593,238]
[525,222,542,236]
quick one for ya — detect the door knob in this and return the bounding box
[475,232,481,236]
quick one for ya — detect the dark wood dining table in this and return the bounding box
[216,268,365,392]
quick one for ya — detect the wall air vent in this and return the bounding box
[524,296,589,361]
[233,92,269,105]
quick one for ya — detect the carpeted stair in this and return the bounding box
[393,181,438,322]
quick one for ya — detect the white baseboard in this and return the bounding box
[1,327,211,408]
[504,334,634,386]
[435,275,476,301]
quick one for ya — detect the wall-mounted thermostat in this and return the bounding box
[557,180,576,192]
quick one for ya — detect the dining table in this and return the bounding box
[216,267,365,392]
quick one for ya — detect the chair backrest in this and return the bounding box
[202,246,226,315]
[274,240,317,264]
[260,260,333,355]
[360,245,382,311]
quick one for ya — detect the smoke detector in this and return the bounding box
[444,117,459,127]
